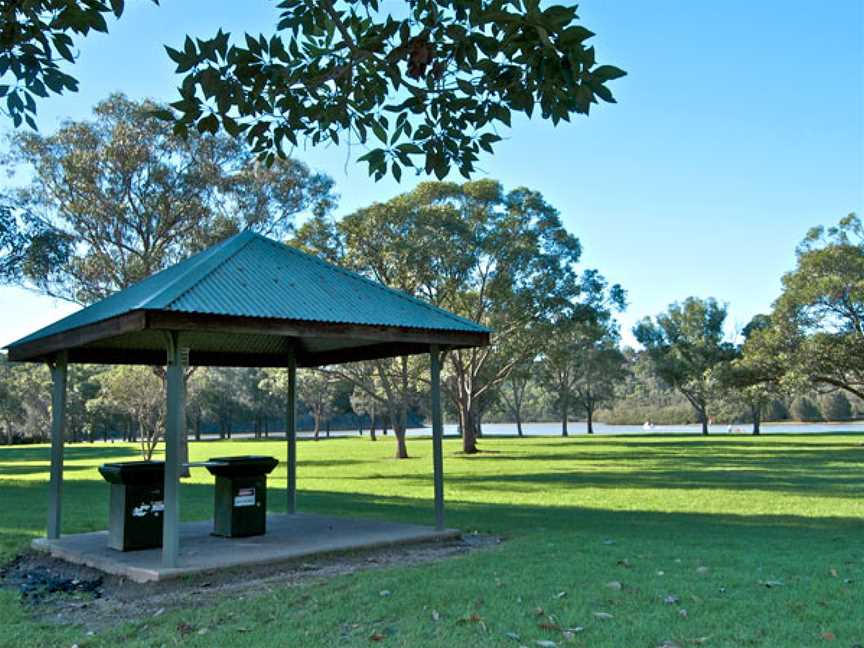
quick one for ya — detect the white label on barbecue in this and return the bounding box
[234,488,256,507]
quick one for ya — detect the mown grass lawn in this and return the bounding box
[1,433,863,648]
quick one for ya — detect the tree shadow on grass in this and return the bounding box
[294,488,864,543]
[0,464,94,478]
[454,441,864,478]
[309,441,864,499]
[297,459,372,468]
[445,469,864,498]
[327,462,864,498]
[0,446,140,463]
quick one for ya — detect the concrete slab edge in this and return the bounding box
[30,528,462,584]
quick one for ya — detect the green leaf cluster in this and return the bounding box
[163,0,625,181]
[0,0,157,128]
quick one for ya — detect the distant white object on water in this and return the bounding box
[643,420,655,431]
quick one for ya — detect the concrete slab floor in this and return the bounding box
[32,513,461,583]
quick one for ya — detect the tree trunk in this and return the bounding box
[460,405,479,454]
[326,420,330,438]
[194,415,201,441]
[587,407,594,434]
[396,356,410,458]
[369,413,377,441]
[701,414,709,435]
[751,404,761,435]
[394,424,409,458]
[313,413,321,440]
[515,414,523,437]
[561,398,569,437]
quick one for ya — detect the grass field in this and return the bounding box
[1,433,863,647]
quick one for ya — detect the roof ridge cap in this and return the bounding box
[261,235,490,333]
[138,231,255,310]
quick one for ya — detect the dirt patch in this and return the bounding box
[1,533,500,633]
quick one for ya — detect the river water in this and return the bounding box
[394,420,864,437]
[211,420,864,441]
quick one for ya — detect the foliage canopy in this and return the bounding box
[162,0,625,181]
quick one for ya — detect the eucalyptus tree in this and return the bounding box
[765,214,864,400]
[90,366,165,460]
[261,367,341,441]
[820,392,853,421]
[307,356,422,457]
[538,270,625,436]
[165,0,625,181]
[298,370,339,440]
[297,179,615,453]
[65,365,102,443]
[349,385,379,441]
[293,196,443,458]
[720,314,785,435]
[570,324,627,434]
[498,359,534,437]
[0,360,51,443]
[634,297,736,435]
[538,332,575,436]
[0,357,25,444]
[1,93,335,302]
[195,368,249,440]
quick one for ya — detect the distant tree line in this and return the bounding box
[0,360,425,451]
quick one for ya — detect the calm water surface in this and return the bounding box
[201,421,864,440]
[364,421,864,438]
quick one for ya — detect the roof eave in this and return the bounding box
[5,308,490,365]
[5,311,148,363]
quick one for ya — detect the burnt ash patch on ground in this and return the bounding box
[2,553,104,603]
[0,534,500,633]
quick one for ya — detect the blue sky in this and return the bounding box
[1,0,862,348]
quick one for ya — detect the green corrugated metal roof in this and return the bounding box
[8,230,489,348]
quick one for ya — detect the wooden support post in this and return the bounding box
[47,351,68,540]
[162,332,184,568]
[430,345,445,530]
[287,349,297,514]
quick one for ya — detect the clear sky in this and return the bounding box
[1,0,862,348]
